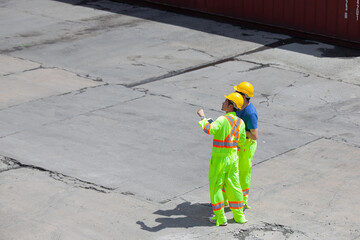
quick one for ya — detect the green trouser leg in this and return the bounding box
[223,155,246,223]
[210,152,247,225]
[209,153,228,226]
[238,139,257,205]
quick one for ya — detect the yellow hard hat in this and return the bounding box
[224,92,244,110]
[233,82,254,98]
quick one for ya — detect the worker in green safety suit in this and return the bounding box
[234,82,258,209]
[197,92,248,226]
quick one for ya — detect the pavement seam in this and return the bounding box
[0,156,114,193]
[2,66,43,77]
[123,55,238,88]
[132,88,223,114]
[253,137,323,167]
[258,120,308,133]
[254,136,360,169]
[158,183,209,204]
[325,136,360,149]
[122,37,305,88]
[236,57,360,88]
[0,83,107,112]
[1,155,166,206]
[2,63,104,84]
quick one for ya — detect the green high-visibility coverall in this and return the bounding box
[199,112,247,226]
[238,138,257,205]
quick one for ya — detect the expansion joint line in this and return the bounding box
[253,137,323,167]
[124,37,297,88]
[0,156,114,193]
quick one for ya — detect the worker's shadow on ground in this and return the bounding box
[137,201,227,232]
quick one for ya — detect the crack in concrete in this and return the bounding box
[237,51,360,88]
[233,222,308,240]
[272,61,360,88]
[3,64,103,84]
[132,87,173,99]
[158,183,209,204]
[1,58,103,83]
[253,137,323,167]
[0,156,21,173]
[259,93,271,107]
[0,83,107,113]
[131,59,167,71]
[76,73,103,82]
[3,66,43,77]
[1,65,105,113]
[258,120,303,133]
[235,59,284,75]
[148,93,172,99]
[0,156,114,193]
[121,93,147,103]
[258,80,297,106]
[0,131,21,140]
[245,63,271,72]
[325,136,360,149]
[178,47,216,58]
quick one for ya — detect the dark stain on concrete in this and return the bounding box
[233,222,308,240]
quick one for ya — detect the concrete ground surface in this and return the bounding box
[1,0,360,239]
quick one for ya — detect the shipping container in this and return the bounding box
[135,0,360,48]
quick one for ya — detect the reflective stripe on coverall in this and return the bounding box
[238,138,257,205]
[199,112,247,226]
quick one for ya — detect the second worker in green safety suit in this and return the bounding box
[234,82,258,209]
[197,92,248,226]
[223,82,258,209]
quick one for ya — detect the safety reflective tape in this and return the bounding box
[224,117,240,142]
[234,131,239,140]
[242,188,250,196]
[203,122,211,134]
[229,201,244,209]
[222,185,225,192]
[213,140,238,148]
[225,115,235,127]
[226,118,240,141]
[211,201,224,211]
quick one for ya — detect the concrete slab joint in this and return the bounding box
[0,156,113,193]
